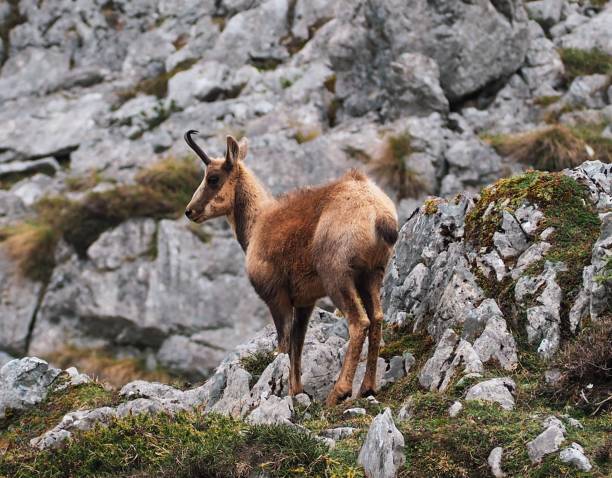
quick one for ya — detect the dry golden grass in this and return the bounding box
[0,156,201,282]
[485,125,591,171]
[48,346,175,389]
[370,132,426,200]
[0,222,57,282]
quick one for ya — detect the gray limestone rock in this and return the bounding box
[559,442,592,472]
[0,357,61,418]
[526,420,565,463]
[488,446,506,478]
[465,377,516,411]
[358,408,405,478]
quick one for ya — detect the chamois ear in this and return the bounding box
[224,135,240,171]
[238,137,248,161]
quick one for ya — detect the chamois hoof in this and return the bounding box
[357,386,377,399]
[325,388,351,406]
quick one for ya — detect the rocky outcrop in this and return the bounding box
[27,218,268,379]
[0,0,611,385]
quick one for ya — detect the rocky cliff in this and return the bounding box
[0,161,610,477]
[0,0,610,395]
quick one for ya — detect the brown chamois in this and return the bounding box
[184,131,398,405]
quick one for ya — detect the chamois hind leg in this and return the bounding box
[289,305,314,396]
[356,269,385,398]
[266,291,293,354]
[325,275,370,406]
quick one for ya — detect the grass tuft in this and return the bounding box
[0,156,202,281]
[559,48,612,83]
[370,132,426,200]
[484,125,592,172]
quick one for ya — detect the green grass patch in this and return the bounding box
[0,411,360,478]
[0,156,202,282]
[379,323,434,361]
[240,350,277,387]
[0,380,117,464]
[559,48,612,83]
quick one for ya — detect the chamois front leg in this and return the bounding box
[266,292,293,354]
[326,279,370,406]
[289,305,314,396]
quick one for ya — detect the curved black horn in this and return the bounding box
[184,130,211,165]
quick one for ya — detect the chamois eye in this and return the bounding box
[207,175,220,186]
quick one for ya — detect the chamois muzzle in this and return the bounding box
[184,130,211,165]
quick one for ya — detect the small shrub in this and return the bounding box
[371,132,426,200]
[559,48,612,83]
[485,125,590,172]
[546,316,612,414]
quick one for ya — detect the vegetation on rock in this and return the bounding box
[0,156,201,283]
[370,132,426,200]
[484,125,610,172]
[466,170,601,341]
[559,48,612,83]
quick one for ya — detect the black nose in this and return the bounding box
[185,209,194,219]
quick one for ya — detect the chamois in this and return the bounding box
[184,131,398,405]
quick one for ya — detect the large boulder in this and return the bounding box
[329,0,529,117]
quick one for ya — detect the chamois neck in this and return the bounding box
[229,164,273,252]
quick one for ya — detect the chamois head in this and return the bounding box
[184,130,248,223]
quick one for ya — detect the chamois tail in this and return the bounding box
[375,213,398,246]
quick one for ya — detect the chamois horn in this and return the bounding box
[184,130,211,165]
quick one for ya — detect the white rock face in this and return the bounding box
[358,408,405,478]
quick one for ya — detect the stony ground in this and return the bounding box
[0,162,610,477]
[0,0,611,380]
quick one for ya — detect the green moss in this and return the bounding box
[559,48,612,83]
[423,198,443,215]
[240,350,277,386]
